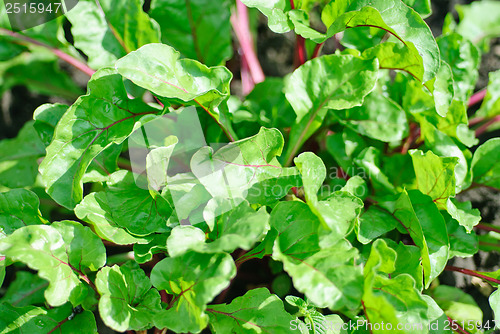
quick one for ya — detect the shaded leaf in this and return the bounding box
[66,0,160,69]
[150,0,232,66]
[0,189,46,239]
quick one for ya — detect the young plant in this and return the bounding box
[1,0,500,333]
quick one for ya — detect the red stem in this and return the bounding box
[445,265,500,285]
[295,35,307,66]
[468,89,487,108]
[475,115,500,137]
[447,316,470,334]
[312,43,324,59]
[475,223,500,234]
[0,28,95,77]
[231,1,265,90]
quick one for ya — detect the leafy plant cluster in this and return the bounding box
[1,0,500,333]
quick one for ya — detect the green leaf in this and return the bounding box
[378,190,432,287]
[101,170,172,236]
[407,190,449,285]
[96,261,161,332]
[442,211,478,258]
[271,201,364,312]
[66,0,160,69]
[357,206,398,244]
[326,128,367,172]
[115,43,232,111]
[0,221,105,306]
[0,271,48,307]
[429,285,483,326]
[402,0,431,18]
[355,147,397,195]
[236,78,296,134]
[207,288,295,333]
[239,0,293,33]
[490,289,500,327]
[454,1,500,47]
[17,304,97,334]
[294,152,326,213]
[317,191,363,242]
[0,189,46,239]
[476,70,500,118]
[150,252,236,333]
[323,0,440,82]
[285,53,378,124]
[168,200,269,256]
[409,150,458,209]
[75,192,152,245]
[133,233,169,264]
[446,198,481,233]
[39,68,161,209]
[471,138,500,190]
[191,127,296,206]
[419,120,471,191]
[333,92,408,142]
[362,239,429,333]
[150,0,232,66]
[0,122,45,188]
[33,103,68,147]
[0,51,82,100]
[361,42,424,87]
[437,33,480,102]
[283,53,378,165]
[0,303,46,334]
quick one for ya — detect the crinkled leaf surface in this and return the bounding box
[378,190,432,287]
[408,190,449,285]
[271,201,364,311]
[0,303,97,334]
[39,68,161,209]
[333,92,408,142]
[239,0,292,33]
[410,150,457,209]
[362,239,430,333]
[96,261,161,332]
[115,43,232,110]
[75,192,152,245]
[284,53,378,165]
[100,170,172,236]
[323,0,439,82]
[150,252,236,333]
[0,221,105,306]
[207,288,295,333]
[168,200,269,256]
[437,33,480,102]
[150,0,232,66]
